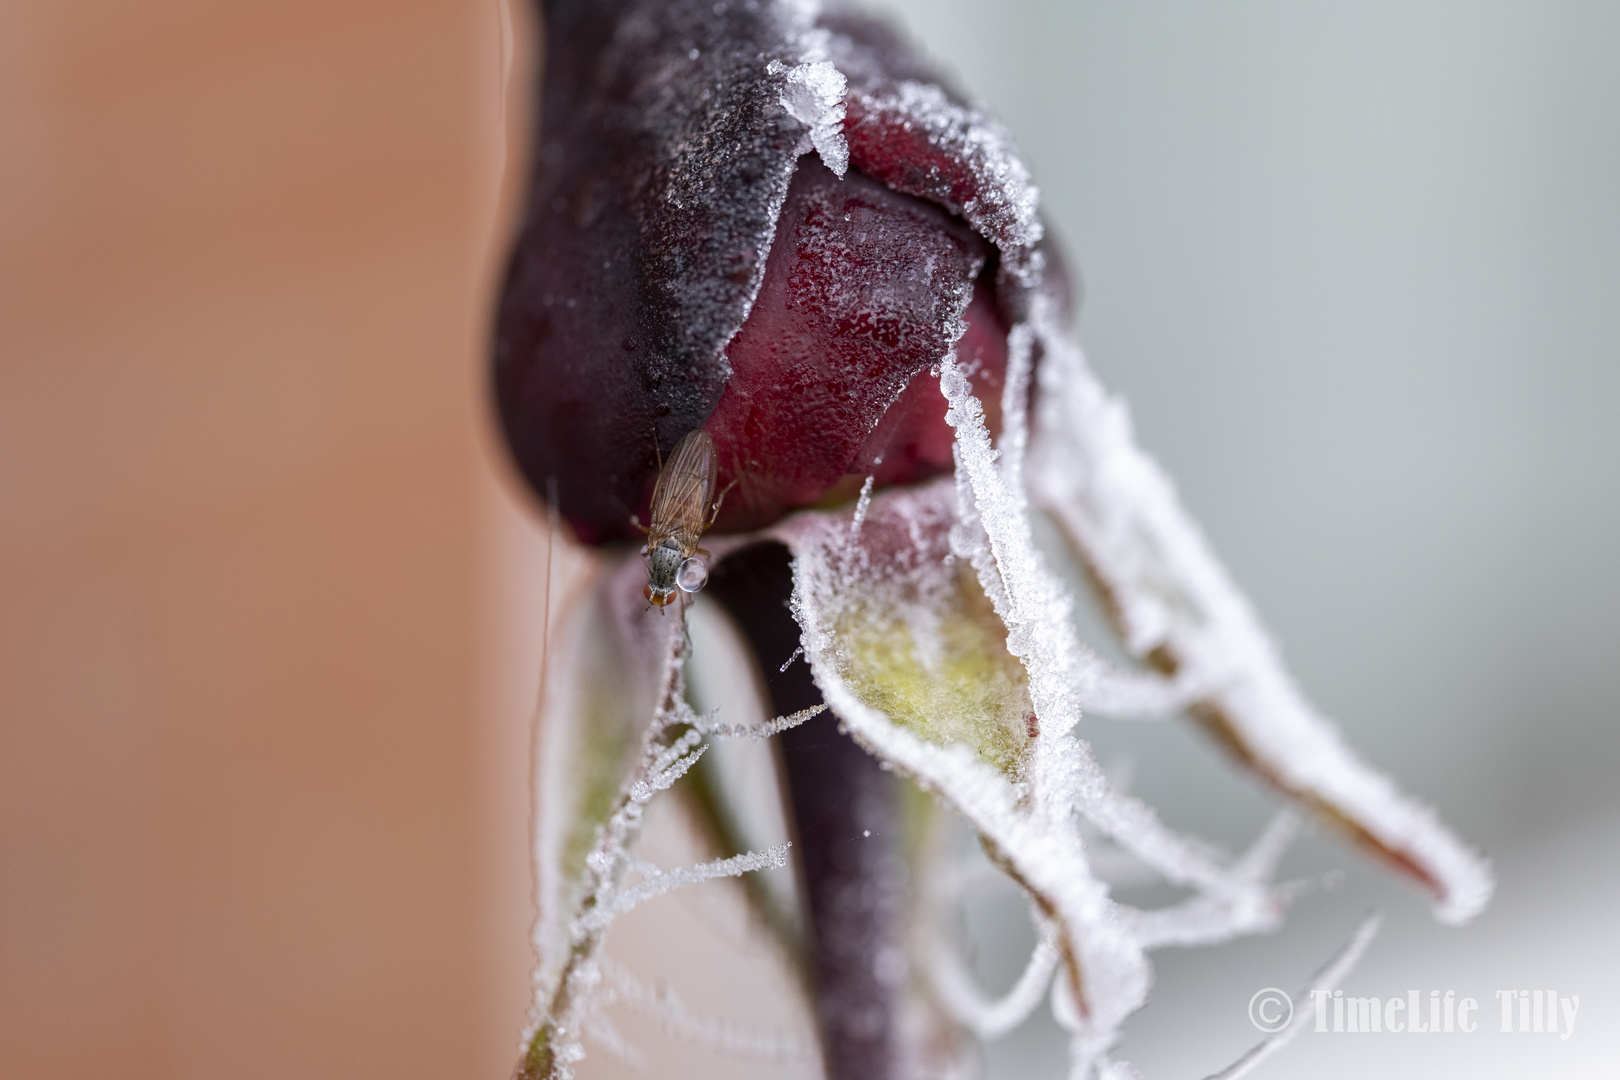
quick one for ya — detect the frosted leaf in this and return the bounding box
[938,335,1286,922]
[1025,296,1495,925]
[779,481,1037,778]
[769,474,1307,1068]
[772,482,1153,1045]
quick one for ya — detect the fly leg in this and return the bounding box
[707,459,757,529]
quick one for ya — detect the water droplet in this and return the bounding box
[676,557,709,593]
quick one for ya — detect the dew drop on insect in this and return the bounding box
[676,556,709,593]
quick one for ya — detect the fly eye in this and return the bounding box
[675,556,709,594]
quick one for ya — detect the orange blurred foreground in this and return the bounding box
[0,3,550,1077]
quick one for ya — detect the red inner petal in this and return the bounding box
[694,157,1008,533]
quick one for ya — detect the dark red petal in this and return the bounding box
[494,0,1066,544]
[697,157,996,532]
[856,280,1011,490]
[494,0,814,543]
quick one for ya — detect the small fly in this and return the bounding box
[639,429,736,609]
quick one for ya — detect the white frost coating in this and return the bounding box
[940,350,1286,930]
[777,59,849,176]
[532,170,1490,1075]
[1025,296,1494,925]
[949,329,1194,733]
[989,318,1202,723]
[794,654,1150,1041]
[850,474,876,538]
[1202,913,1382,1080]
[774,482,1299,1074]
[579,846,793,934]
[692,703,826,741]
[1097,1058,1145,1080]
[851,79,1043,274]
[1121,817,1297,950]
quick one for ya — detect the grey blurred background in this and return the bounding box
[878,1,1620,1076]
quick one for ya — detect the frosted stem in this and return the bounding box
[1201,913,1382,1080]
[578,846,792,934]
[930,914,1060,1038]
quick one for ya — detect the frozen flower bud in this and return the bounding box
[493,0,1070,542]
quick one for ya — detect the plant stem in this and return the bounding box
[708,542,904,1080]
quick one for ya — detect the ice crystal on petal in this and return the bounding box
[848,81,1043,259]
[779,59,850,176]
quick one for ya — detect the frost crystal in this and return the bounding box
[851,80,1043,258]
[778,59,850,176]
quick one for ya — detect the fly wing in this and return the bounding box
[651,429,719,533]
